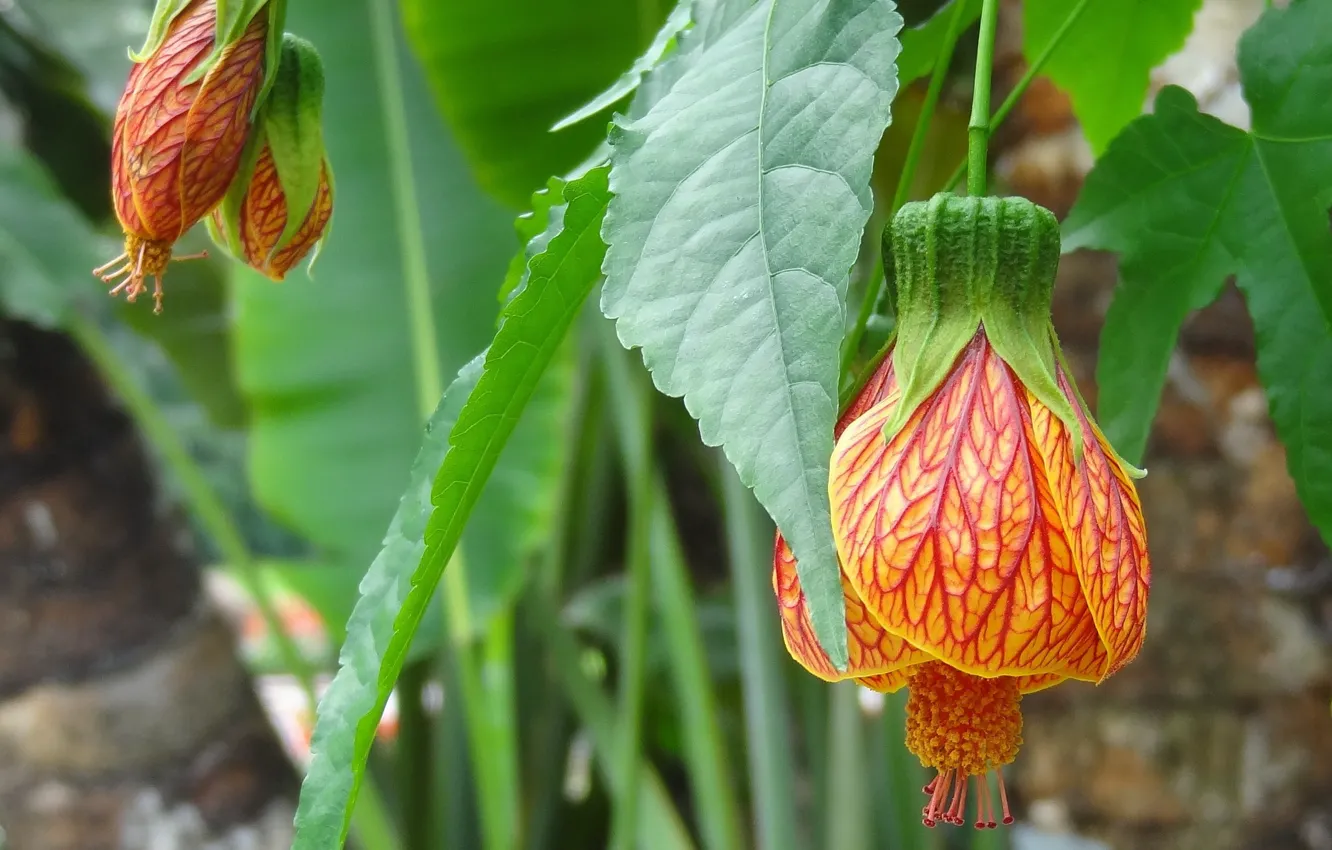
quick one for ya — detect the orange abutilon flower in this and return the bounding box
[94,0,286,312]
[207,34,334,281]
[774,194,1150,829]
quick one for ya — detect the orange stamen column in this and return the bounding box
[905,662,1020,829]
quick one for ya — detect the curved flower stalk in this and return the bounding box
[94,0,287,312]
[774,193,1151,829]
[208,34,334,281]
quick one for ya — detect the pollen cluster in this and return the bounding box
[905,661,1022,776]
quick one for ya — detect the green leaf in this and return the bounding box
[1024,0,1202,153]
[896,0,980,85]
[553,1,694,132]
[1063,0,1332,538]
[600,0,902,669]
[0,145,101,326]
[234,0,513,569]
[401,0,662,207]
[292,167,610,850]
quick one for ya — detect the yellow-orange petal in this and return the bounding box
[1029,367,1151,677]
[773,534,929,687]
[830,331,1107,681]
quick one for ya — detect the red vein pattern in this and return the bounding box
[829,331,1122,682]
[112,0,265,242]
[1034,368,1151,676]
[225,143,333,280]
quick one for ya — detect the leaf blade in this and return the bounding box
[291,167,611,849]
[600,0,903,668]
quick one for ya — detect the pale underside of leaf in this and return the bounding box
[600,0,902,668]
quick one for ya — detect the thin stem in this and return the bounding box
[535,595,698,848]
[722,463,800,850]
[67,312,401,850]
[368,0,449,840]
[840,0,969,374]
[945,0,1095,193]
[602,334,653,850]
[369,0,442,412]
[967,0,1001,196]
[824,683,869,850]
[396,662,433,850]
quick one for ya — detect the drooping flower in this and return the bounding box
[208,34,334,280]
[774,193,1150,829]
[94,0,285,312]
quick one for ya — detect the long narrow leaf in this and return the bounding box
[292,167,613,849]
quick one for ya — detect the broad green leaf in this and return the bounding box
[234,0,513,568]
[1063,0,1332,538]
[600,0,902,668]
[401,0,662,207]
[1024,0,1202,153]
[0,145,99,325]
[896,0,980,85]
[292,167,611,850]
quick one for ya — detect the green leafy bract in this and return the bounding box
[1064,0,1332,538]
[600,0,903,669]
[1024,0,1202,153]
[291,167,612,849]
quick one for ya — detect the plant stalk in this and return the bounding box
[945,0,1095,193]
[967,0,1001,196]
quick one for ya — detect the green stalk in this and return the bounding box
[823,683,869,850]
[967,0,1001,196]
[602,338,653,850]
[367,0,454,840]
[443,552,518,850]
[537,598,698,849]
[67,312,401,850]
[944,0,1095,193]
[840,0,969,373]
[721,464,800,850]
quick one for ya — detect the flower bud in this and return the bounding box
[95,0,286,312]
[208,34,333,280]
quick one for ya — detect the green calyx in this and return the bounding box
[260,34,330,258]
[881,192,1086,462]
[133,0,288,118]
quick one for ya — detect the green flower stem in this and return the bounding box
[721,462,801,850]
[824,683,869,850]
[840,0,969,375]
[945,0,1095,193]
[967,0,1001,196]
[602,334,653,850]
[66,312,401,850]
[367,0,456,840]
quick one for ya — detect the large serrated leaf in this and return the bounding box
[1064,0,1332,539]
[600,0,902,668]
[292,167,611,850]
[1024,0,1202,153]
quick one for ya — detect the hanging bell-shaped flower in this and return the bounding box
[775,193,1151,829]
[95,0,287,312]
[208,34,333,281]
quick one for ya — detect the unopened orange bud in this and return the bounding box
[213,144,333,280]
[96,0,272,312]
